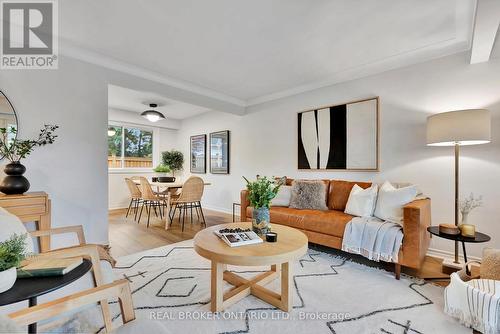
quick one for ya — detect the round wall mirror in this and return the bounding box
[0,91,18,159]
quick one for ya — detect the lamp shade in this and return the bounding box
[426,109,491,146]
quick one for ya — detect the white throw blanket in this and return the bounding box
[445,272,500,334]
[342,217,403,263]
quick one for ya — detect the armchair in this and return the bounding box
[6,279,169,333]
[0,207,114,332]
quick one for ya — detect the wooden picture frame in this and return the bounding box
[210,130,230,174]
[297,97,379,171]
[190,134,206,174]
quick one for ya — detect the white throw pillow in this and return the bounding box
[344,184,378,217]
[0,206,34,253]
[271,185,292,207]
[374,181,417,223]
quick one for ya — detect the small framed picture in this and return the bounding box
[190,134,206,173]
[210,130,230,174]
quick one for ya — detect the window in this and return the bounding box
[108,124,153,168]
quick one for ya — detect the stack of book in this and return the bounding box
[17,257,83,278]
[214,229,263,247]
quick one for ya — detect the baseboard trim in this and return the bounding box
[426,247,480,262]
[201,204,234,215]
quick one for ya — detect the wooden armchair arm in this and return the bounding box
[29,225,86,250]
[33,244,113,331]
[8,279,134,332]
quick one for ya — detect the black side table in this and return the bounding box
[0,259,92,333]
[427,226,490,275]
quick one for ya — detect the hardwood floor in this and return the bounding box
[108,208,454,285]
[108,207,232,258]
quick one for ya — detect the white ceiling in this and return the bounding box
[60,0,476,107]
[108,84,210,120]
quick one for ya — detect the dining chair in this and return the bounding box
[124,177,143,221]
[167,176,206,231]
[138,177,167,228]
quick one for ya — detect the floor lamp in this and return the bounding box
[426,109,491,265]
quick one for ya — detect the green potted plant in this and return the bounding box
[0,234,28,293]
[243,176,283,235]
[161,150,184,180]
[0,125,58,194]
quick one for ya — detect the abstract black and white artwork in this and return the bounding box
[298,97,379,170]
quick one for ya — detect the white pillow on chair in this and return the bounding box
[0,207,34,253]
[344,184,378,217]
[374,181,417,223]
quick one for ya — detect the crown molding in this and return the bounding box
[59,41,247,108]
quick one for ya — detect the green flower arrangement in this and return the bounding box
[243,176,284,209]
[161,150,184,177]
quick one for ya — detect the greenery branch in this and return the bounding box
[0,125,59,162]
[0,234,28,271]
[243,176,284,209]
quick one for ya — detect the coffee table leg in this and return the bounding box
[211,261,225,312]
[281,262,292,312]
[28,296,37,334]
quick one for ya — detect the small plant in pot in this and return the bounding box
[0,125,58,195]
[0,234,27,293]
[153,164,172,182]
[243,176,283,235]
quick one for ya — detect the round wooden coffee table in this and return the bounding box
[194,222,308,312]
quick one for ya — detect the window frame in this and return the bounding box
[108,121,157,173]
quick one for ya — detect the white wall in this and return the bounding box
[177,53,500,258]
[0,56,212,247]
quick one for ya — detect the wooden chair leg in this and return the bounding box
[394,263,401,280]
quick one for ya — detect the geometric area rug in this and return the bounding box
[87,240,469,333]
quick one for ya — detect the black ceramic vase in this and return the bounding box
[0,162,30,195]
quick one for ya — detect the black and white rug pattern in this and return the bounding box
[95,240,468,334]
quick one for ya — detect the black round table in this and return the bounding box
[0,259,92,333]
[427,226,490,275]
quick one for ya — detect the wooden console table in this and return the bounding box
[0,192,51,252]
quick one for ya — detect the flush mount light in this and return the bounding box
[141,103,165,123]
[107,127,116,136]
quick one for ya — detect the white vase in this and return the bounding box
[0,267,17,293]
[461,212,469,225]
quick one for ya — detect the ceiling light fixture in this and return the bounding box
[141,103,165,123]
[107,127,116,136]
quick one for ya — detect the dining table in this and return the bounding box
[132,179,211,190]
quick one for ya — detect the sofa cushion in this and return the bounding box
[289,180,328,210]
[247,207,306,230]
[328,180,372,211]
[246,207,354,238]
[285,178,330,205]
[301,210,354,237]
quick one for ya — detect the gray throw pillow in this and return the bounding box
[289,180,328,210]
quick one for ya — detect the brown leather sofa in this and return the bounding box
[240,179,431,279]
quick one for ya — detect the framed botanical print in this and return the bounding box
[190,134,206,173]
[210,130,230,174]
[297,97,379,171]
